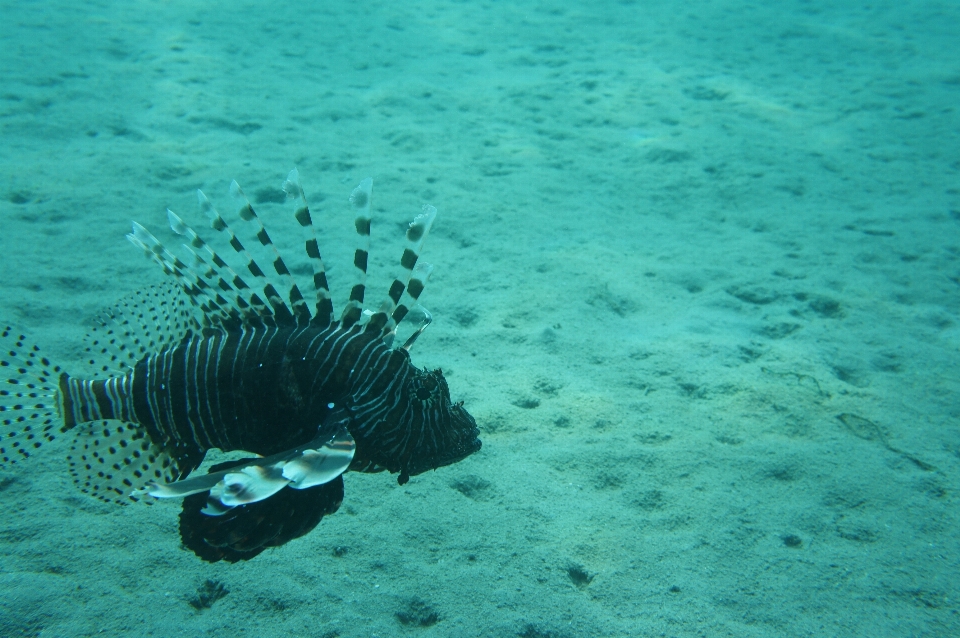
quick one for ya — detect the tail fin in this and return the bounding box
[0,327,64,466]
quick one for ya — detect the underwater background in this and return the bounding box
[1,0,959,636]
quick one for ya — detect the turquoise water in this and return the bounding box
[1,1,958,636]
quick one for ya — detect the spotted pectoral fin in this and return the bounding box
[136,427,355,514]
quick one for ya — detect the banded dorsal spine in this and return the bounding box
[127,223,239,327]
[134,171,438,348]
[199,190,293,325]
[365,205,437,338]
[230,180,311,326]
[166,209,262,327]
[340,178,373,329]
[282,169,335,329]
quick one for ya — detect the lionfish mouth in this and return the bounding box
[407,440,481,480]
[409,405,482,477]
[442,435,483,467]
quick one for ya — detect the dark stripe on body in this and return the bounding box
[70,321,448,480]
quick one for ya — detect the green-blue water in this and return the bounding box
[1,1,958,635]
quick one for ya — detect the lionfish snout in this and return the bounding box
[422,400,482,473]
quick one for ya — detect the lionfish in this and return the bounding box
[0,170,481,562]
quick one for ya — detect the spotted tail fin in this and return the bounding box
[0,330,189,503]
[0,328,64,466]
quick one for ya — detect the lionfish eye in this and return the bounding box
[416,387,432,401]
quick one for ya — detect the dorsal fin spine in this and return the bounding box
[366,204,437,338]
[167,209,263,328]
[197,190,283,323]
[229,180,311,326]
[339,178,373,329]
[126,225,236,325]
[282,169,335,329]
[385,260,434,344]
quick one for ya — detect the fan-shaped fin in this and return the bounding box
[84,282,197,377]
[0,328,62,466]
[66,419,187,505]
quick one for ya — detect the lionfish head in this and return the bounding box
[396,366,481,484]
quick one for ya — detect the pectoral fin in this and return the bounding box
[134,427,355,515]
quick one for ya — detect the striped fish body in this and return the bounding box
[2,170,481,562]
[61,324,480,483]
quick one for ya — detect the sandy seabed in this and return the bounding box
[1,1,958,636]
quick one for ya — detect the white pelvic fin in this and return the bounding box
[208,462,290,511]
[136,427,355,516]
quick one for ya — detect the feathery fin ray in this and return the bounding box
[131,171,439,351]
[282,169,335,329]
[197,190,289,325]
[340,178,373,329]
[230,180,311,326]
[365,205,437,338]
[0,328,63,466]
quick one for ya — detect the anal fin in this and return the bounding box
[66,420,187,505]
[180,469,344,563]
